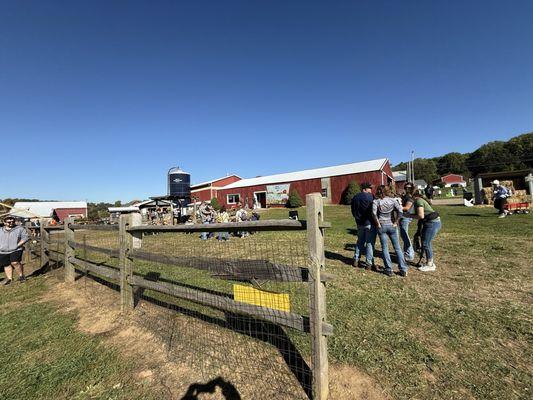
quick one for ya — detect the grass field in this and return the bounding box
[260,205,532,400]
[1,204,531,399]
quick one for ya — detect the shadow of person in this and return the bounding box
[181,377,241,400]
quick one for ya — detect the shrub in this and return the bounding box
[210,197,221,211]
[342,181,361,205]
[287,189,304,208]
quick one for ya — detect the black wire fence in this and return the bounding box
[40,193,332,400]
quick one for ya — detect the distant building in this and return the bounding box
[414,179,428,190]
[216,158,393,208]
[190,175,242,203]
[11,201,87,222]
[393,170,408,191]
[437,173,467,188]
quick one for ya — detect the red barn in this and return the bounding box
[216,158,393,209]
[190,174,242,203]
[439,174,466,187]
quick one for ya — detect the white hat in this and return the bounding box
[492,180,500,185]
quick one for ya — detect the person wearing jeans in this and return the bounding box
[410,190,442,271]
[354,224,376,269]
[372,185,408,277]
[400,182,416,261]
[350,182,376,270]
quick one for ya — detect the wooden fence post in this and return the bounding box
[306,193,329,400]
[64,217,76,282]
[39,219,49,268]
[119,212,142,311]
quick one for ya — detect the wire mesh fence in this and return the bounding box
[133,230,313,399]
[40,197,330,400]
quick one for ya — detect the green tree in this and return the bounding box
[342,181,361,205]
[437,152,468,177]
[466,141,513,175]
[287,189,304,208]
[114,200,121,207]
[210,197,221,211]
[413,158,438,184]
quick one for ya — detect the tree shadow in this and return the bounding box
[181,377,241,400]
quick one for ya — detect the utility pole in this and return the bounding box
[411,150,415,182]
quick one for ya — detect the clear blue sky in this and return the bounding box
[1,1,532,202]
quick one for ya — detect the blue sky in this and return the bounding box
[1,1,532,202]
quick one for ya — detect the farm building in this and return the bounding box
[393,170,408,191]
[436,173,467,187]
[10,201,88,222]
[190,174,242,203]
[216,158,393,208]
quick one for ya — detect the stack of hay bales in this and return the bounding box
[480,181,519,205]
[507,189,530,204]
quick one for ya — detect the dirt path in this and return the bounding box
[39,270,388,400]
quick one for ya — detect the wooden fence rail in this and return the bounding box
[40,193,332,400]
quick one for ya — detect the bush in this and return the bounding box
[210,197,221,211]
[342,181,361,205]
[287,189,304,208]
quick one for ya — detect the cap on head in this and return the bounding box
[492,180,500,185]
[361,182,372,190]
[3,215,15,221]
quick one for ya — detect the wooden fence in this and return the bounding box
[39,193,332,400]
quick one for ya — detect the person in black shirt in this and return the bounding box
[351,182,376,270]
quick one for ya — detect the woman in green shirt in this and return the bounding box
[410,190,442,272]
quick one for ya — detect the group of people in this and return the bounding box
[351,182,441,277]
[197,201,259,240]
[0,215,29,285]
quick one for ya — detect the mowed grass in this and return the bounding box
[4,205,530,400]
[0,277,157,400]
[260,205,533,400]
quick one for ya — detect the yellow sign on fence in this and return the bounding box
[233,284,290,312]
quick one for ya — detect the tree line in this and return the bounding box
[392,132,533,184]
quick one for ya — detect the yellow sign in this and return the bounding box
[233,284,290,312]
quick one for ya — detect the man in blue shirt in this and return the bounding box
[492,180,511,218]
[351,182,376,270]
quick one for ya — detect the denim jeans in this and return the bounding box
[200,221,210,240]
[377,225,407,272]
[354,224,376,266]
[421,219,441,260]
[399,218,415,260]
[217,232,229,241]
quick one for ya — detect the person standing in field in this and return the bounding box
[410,190,442,271]
[399,182,415,261]
[492,180,511,218]
[372,185,408,277]
[0,216,29,285]
[350,182,376,270]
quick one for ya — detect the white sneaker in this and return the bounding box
[418,263,436,272]
[498,214,506,218]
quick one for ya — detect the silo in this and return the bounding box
[168,167,191,199]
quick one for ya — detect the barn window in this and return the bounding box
[321,188,328,198]
[227,194,240,204]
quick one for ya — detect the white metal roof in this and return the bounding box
[191,174,242,189]
[222,158,389,189]
[11,201,88,218]
[393,170,407,181]
[108,206,139,213]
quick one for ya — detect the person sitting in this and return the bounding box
[492,180,511,218]
[372,185,408,277]
[216,206,230,241]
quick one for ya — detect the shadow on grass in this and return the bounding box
[181,377,241,400]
